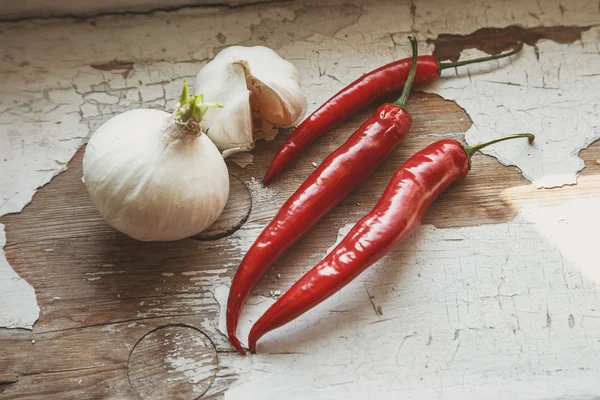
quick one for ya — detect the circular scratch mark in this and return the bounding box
[192,174,252,241]
[128,324,218,399]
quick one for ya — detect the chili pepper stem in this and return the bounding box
[463,133,534,167]
[393,35,419,109]
[439,42,524,70]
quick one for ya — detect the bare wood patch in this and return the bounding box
[90,60,134,71]
[428,25,592,61]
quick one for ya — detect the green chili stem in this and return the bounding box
[393,34,418,109]
[464,133,535,160]
[439,42,524,70]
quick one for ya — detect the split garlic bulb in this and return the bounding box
[194,45,307,157]
[82,82,229,241]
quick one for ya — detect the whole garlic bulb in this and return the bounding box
[82,82,229,241]
[195,45,307,157]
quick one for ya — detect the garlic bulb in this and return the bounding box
[82,82,230,241]
[194,45,307,157]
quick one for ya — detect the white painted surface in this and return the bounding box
[425,33,600,188]
[0,225,39,328]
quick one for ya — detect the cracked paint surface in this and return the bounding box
[0,226,39,328]
[217,198,600,399]
[424,30,600,188]
[412,0,600,188]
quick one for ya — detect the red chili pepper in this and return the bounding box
[227,35,421,354]
[262,43,524,186]
[248,133,535,352]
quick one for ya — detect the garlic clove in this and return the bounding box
[194,45,307,156]
[250,75,296,127]
[194,60,254,153]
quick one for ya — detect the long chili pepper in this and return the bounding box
[249,133,535,352]
[262,42,524,186]
[226,35,421,355]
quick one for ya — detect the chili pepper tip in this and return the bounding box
[228,333,247,355]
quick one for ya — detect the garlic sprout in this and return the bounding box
[194,45,307,157]
[82,81,230,241]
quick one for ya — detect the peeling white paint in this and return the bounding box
[424,32,600,188]
[214,285,234,339]
[0,225,39,329]
[164,354,216,389]
[220,198,600,399]
[412,0,600,188]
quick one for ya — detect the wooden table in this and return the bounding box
[1,1,599,398]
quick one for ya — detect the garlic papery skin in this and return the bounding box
[194,45,307,157]
[82,83,229,242]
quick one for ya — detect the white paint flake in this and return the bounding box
[214,285,232,339]
[221,198,600,399]
[0,225,39,329]
[164,354,217,392]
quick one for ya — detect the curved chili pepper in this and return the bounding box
[226,35,421,354]
[249,133,535,352]
[262,42,524,186]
